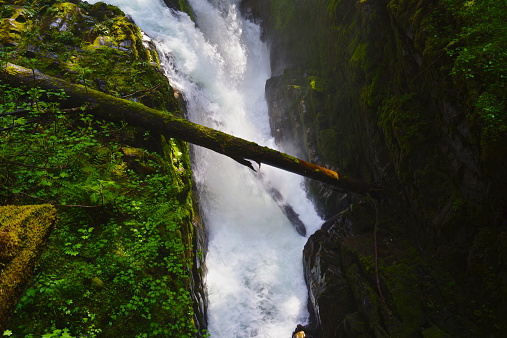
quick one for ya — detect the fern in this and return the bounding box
[2,84,197,336]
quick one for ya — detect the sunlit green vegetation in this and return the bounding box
[1,0,202,336]
[0,83,198,336]
[440,0,506,160]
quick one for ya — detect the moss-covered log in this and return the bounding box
[2,63,371,194]
[0,204,57,332]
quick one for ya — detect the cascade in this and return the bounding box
[88,0,322,336]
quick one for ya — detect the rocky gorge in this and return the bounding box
[1,0,506,337]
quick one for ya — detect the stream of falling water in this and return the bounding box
[88,0,322,336]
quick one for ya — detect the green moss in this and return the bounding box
[308,76,327,93]
[0,229,20,263]
[1,0,177,111]
[0,6,30,45]
[317,129,339,164]
[422,326,452,338]
[270,0,296,30]
[178,0,194,20]
[1,108,199,335]
[279,152,299,163]
[360,68,385,108]
[268,0,506,334]
[378,93,431,161]
[120,146,163,175]
[51,2,80,16]
[349,42,368,69]
[384,264,425,334]
[0,205,57,331]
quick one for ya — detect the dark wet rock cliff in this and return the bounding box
[244,0,507,336]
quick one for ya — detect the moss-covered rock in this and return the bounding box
[0,204,57,332]
[1,0,180,113]
[162,0,194,20]
[0,5,32,46]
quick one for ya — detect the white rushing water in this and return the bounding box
[87,0,322,336]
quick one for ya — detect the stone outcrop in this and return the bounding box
[303,202,475,336]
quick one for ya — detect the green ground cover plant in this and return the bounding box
[1,0,203,335]
[0,84,199,337]
[438,0,507,175]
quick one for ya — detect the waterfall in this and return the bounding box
[87,0,322,336]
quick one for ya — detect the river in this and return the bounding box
[87,0,322,336]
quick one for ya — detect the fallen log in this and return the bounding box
[2,63,372,194]
[0,205,57,332]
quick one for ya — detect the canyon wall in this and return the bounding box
[242,0,507,336]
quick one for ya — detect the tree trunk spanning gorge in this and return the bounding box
[3,63,372,194]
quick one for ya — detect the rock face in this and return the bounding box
[244,0,507,336]
[303,203,474,336]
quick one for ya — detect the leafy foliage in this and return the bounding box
[1,0,202,336]
[0,84,198,336]
[439,0,507,168]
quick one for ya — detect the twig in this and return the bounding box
[4,187,102,208]
[0,109,31,117]
[0,118,41,132]
[416,51,445,77]
[55,203,103,208]
[12,190,54,203]
[372,198,386,305]
[1,165,9,186]
[122,83,161,99]
[0,160,68,170]
[60,106,87,113]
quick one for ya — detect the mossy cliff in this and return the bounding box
[245,0,506,336]
[1,0,205,336]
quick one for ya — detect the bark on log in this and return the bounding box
[2,63,372,194]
